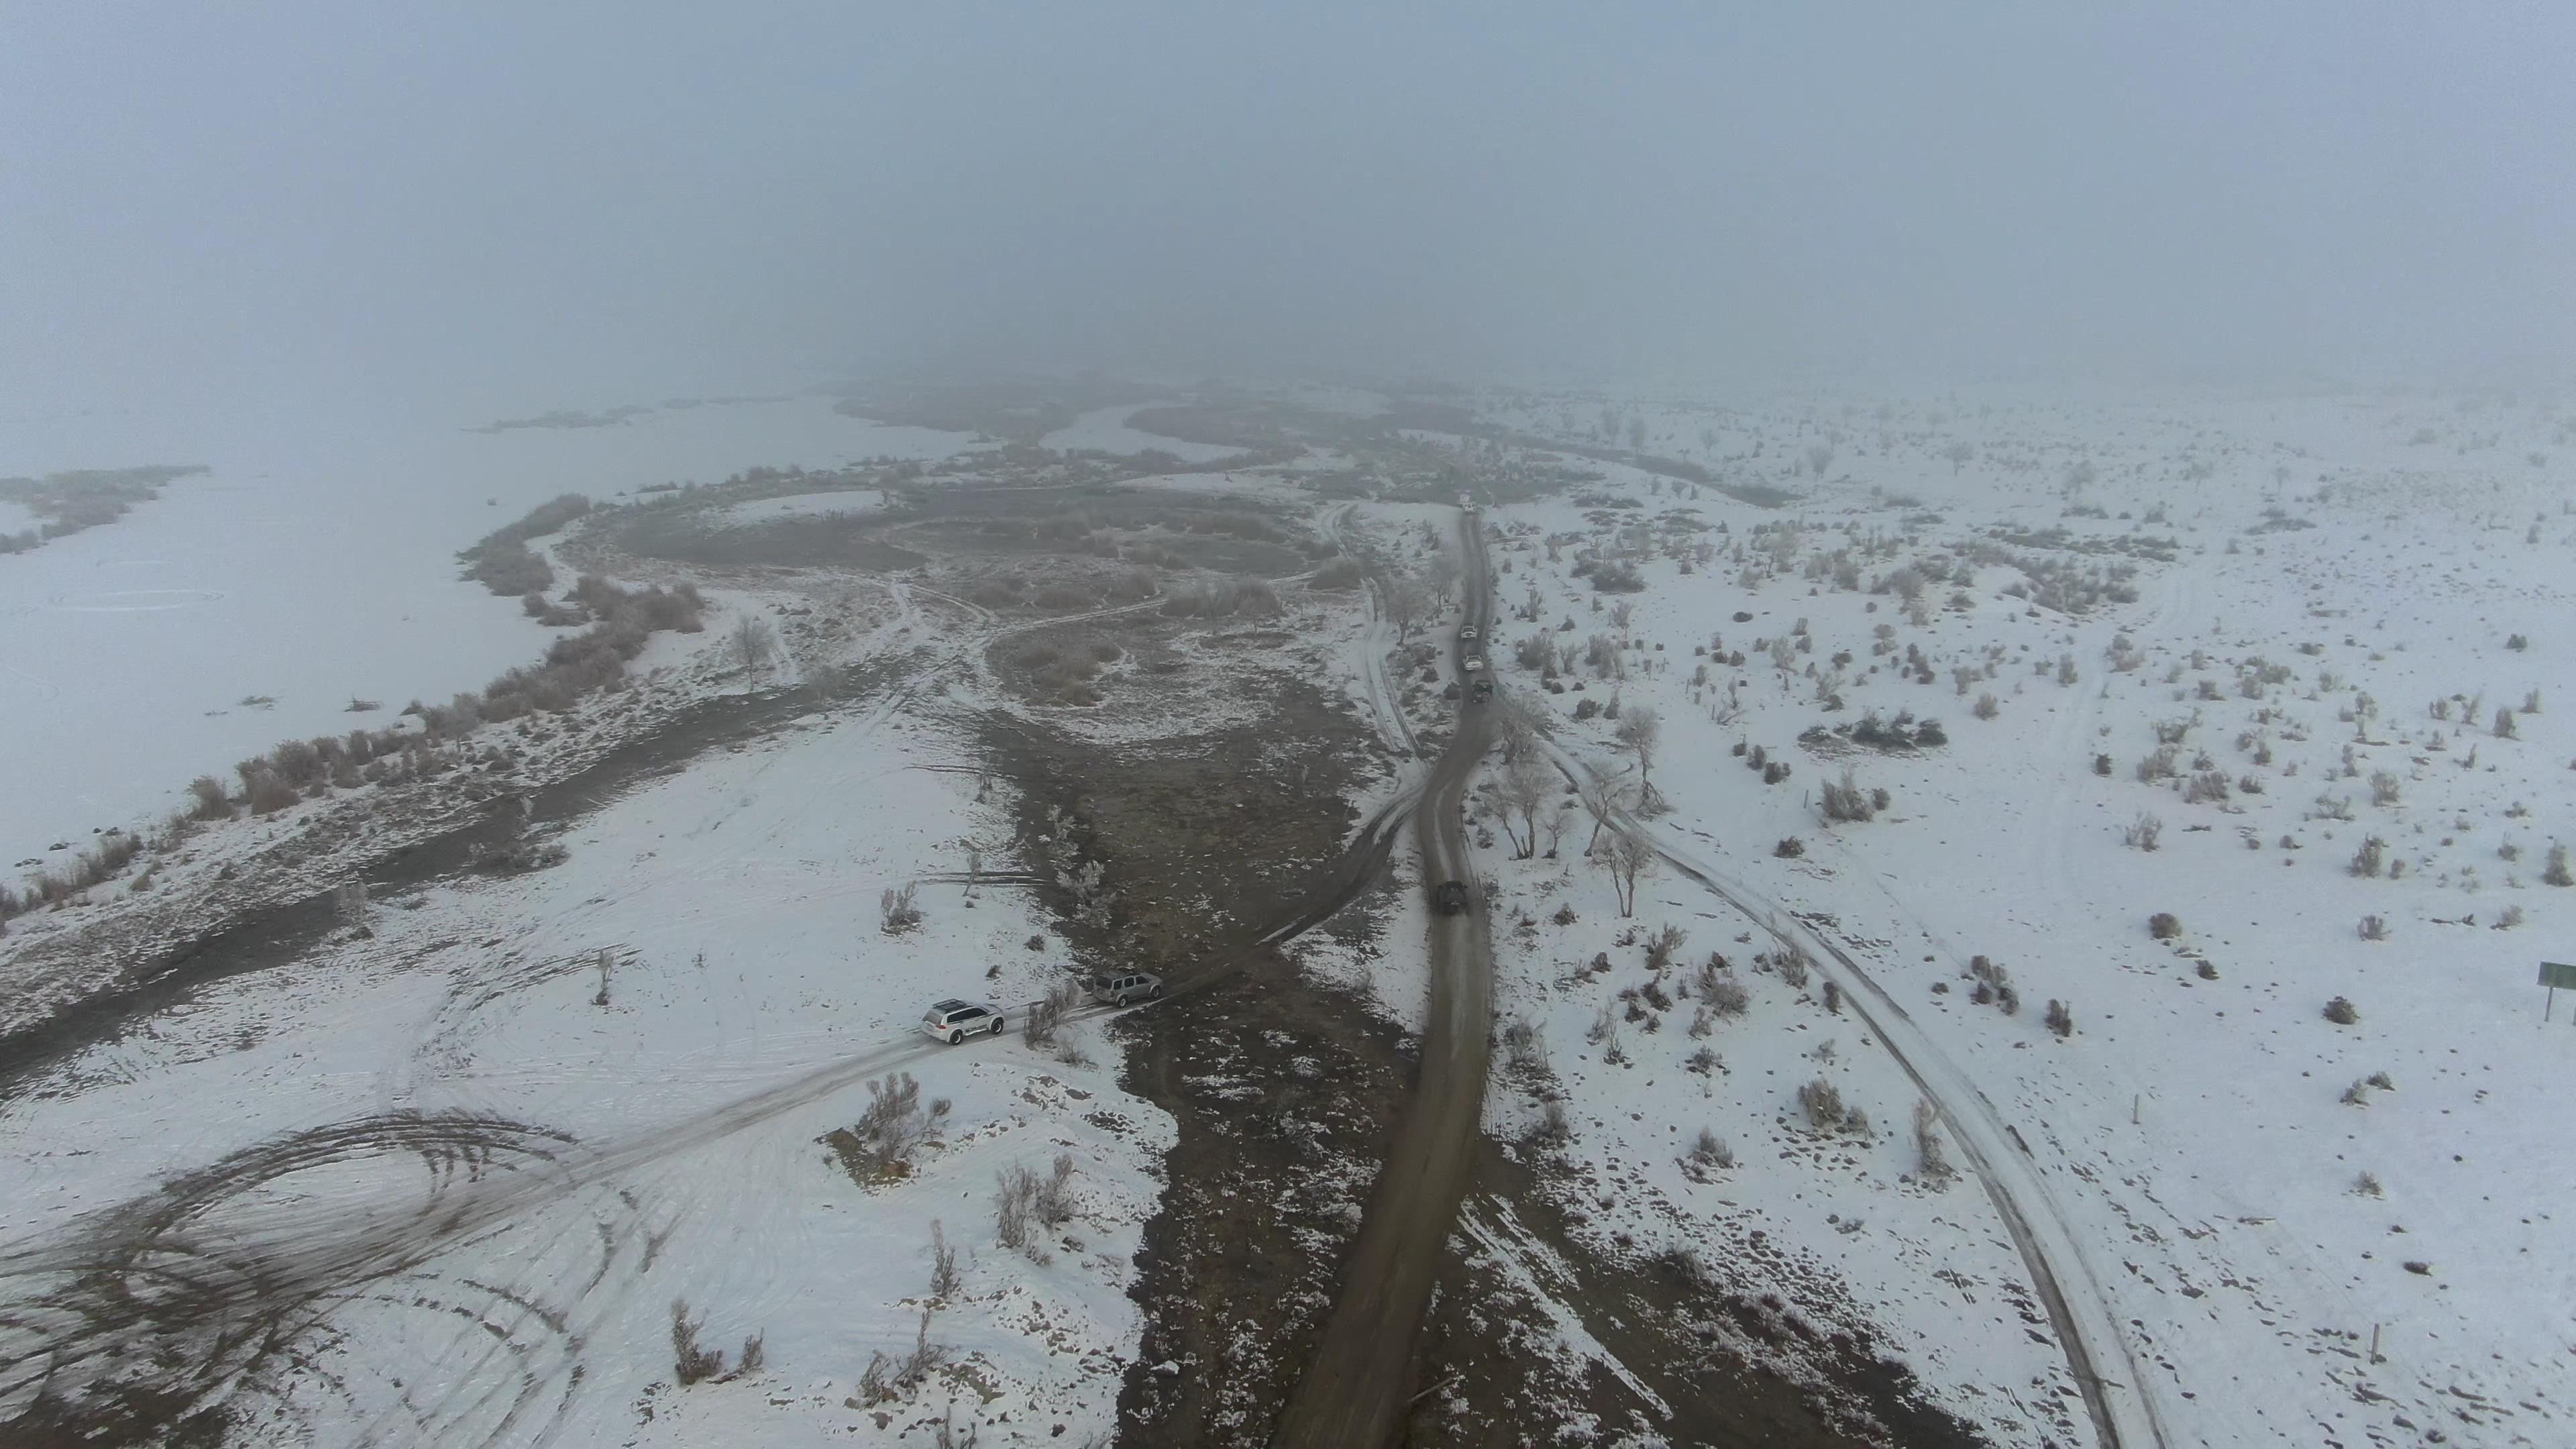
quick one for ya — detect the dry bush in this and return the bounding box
[1682,1128,1733,1180]
[1524,1099,1571,1148]
[1913,1099,1953,1182]
[994,1167,1038,1253]
[188,775,233,820]
[672,1300,729,1385]
[1022,980,1081,1047]
[2324,996,2360,1025]
[1501,1017,1549,1075]
[1973,692,2000,720]
[1643,923,1687,971]
[859,1305,952,1403]
[834,1071,950,1179]
[1032,1152,1077,1228]
[2349,837,2387,877]
[2369,770,2402,806]
[1774,945,1811,990]
[2045,998,2074,1037]
[2122,813,2163,851]
[2357,914,2389,941]
[2148,912,2182,940]
[880,882,924,933]
[928,1220,960,1299]
[1797,1077,1845,1129]
[2544,843,2573,887]
[1819,767,1875,824]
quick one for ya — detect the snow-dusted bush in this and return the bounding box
[880,882,924,933]
[2148,912,2182,941]
[1797,1077,1845,1129]
[2324,996,2361,1025]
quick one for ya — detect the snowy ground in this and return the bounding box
[1468,387,2576,1446]
[0,610,1173,1446]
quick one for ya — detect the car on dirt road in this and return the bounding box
[1462,655,1485,674]
[1434,879,1470,914]
[922,999,1006,1044]
[1470,676,1493,702]
[1089,971,1163,1006]
[1458,623,1479,643]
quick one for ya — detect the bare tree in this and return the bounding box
[1495,751,1554,859]
[1423,552,1460,608]
[731,612,777,678]
[1381,575,1426,641]
[1614,706,1662,803]
[1602,830,1654,916]
[1943,441,1974,474]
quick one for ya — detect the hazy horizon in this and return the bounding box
[7,2,2572,432]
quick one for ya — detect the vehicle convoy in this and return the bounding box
[1434,879,1470,914]
[1089,971,1162,1006]
[922,999,1004,1044]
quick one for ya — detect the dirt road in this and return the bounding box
[1271,509,1495,1448]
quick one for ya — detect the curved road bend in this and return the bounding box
[1273,508,1495,1448]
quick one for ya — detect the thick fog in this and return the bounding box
[5,1,2571,418]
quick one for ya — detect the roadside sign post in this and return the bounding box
[2540,962,2576,1022]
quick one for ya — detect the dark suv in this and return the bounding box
[1434,880,1470,914]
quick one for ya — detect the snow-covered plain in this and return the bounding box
[0,394,974,864]
[9,382,2575,1447]
[1471,388,2576,1446]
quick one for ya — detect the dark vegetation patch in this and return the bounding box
[0,465,210,555]
[458,493,593,595]
[972,684,1417,1444]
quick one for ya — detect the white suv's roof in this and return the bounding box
[929,998,973,1012]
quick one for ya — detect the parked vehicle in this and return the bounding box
[1462,655,1486,674]
[1459,623,1480,643]
[922,999,1005,1044]
[1435,879,1470,914]
[1089,971,1163,1006]
[1470,676,1494,702]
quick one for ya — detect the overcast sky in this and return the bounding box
[4,1,2570,421]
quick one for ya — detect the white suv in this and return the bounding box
[922,999,1005,1044]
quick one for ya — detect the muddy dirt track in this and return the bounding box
[1271,508,1494,1448]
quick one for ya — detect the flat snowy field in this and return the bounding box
[0,394,973,863]
[8,384,2572,1447]
[1476,389,2575,1446]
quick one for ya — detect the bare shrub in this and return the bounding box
[1819,767,1876,824]
[859,1305,951,1403]
[1912,1099,1953,1183]
[2494,706,2518,739]
[188,775,233,820]
[1797,1077,1845,1129]
[2353,1171,2383,1198]
[2123,813,2163,851]
[1033,1152,1077,1228]
[1774,944,1811,990]
[2341,1079,2371,1106]
[928,1220,961,1299]
[2147,912,2182,941]
[994,1167,1038,1253]
[1682,1128,1733,1180]
[672,1300,729,1385]
[2544,843,2573,887]
[2044,998,2074,1038]
[879,881,924,933]
[1644,922,1687,971]
[1501,1017,1550,1075]
[2357,914,2389,941]
[2369,770,2402,806]
[1022,979,1080,1047]
[2349,837,2386,877]
[1973,691,2000,720]
[1703,975,1749,1018]
[1524,1098,1572,1148]
[2324,996,2360,1025]
[829,1071,950,1180]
